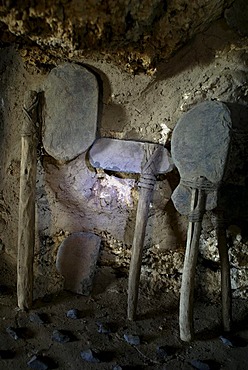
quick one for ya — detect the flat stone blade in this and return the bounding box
[89,138,173,174]
[56,232,101,295]
[43,63,98,162]
[171,101,232,183]
[171,101,232,215]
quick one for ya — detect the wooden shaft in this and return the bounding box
[17,91,38,310]
[128,184,154,320]
[179,188,205,342]
[217,222,232,332]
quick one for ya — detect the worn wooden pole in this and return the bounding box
[216,213,232,332]
[179,183,205,341]
[128,175,156,320]
[128,146,158,320]
[17,91,39,310]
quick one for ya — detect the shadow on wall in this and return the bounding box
[217,103,248,233]
[82,63,128,137]
[144,19,245,92]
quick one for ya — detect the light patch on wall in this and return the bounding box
[91,174,135,209]
[159,123,171,144]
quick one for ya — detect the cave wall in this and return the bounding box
[0,0,234,73]
[1,1,248,299]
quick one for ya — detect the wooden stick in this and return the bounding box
[128,182,155,320]
[179,186,205,341]
[17,91,39,310]
[216,215,232,332]
[128,146,158,320]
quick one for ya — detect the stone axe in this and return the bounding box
[171,101,232,341]
[89,138,173,320]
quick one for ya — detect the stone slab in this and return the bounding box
[171,101,232,215]
[89,138,173,174]
[43,63,98,162]
[56,232,101,295]
[172,101,232,183]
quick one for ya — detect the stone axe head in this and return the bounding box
[89,138,173,176]
[171,100,232,216]
[43,63,99,162]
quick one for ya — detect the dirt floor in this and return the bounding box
[0,255,248,370]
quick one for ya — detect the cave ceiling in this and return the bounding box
[0,0,243,73]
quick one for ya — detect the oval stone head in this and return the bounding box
[171,100,232,184]
[171,100,232,215]
[43,63,98,162]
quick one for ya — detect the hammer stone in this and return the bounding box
[56,232,101,295]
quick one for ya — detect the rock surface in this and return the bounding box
[225,0,248,36]
[0,0,234,73]
[43,63,98,162]
[56,232,101,295]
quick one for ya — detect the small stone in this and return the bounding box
[112,366,122,370]
[96,322,111,334]
[29,313,46,325]
[6,327,21,340]
[219,335,234,348]
[27,355,49,370]
[51,330,71,343]
[190,359,211,370]
[156,345,174,359]
[190,359,220,370]
[66,308,80,319]
[0,349,15,359]
[80,349,100,363]
[124,334,140,346]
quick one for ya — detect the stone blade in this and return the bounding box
[171,101,232,183]
[43,63,98,162]
[89,138,173,174]
[171,101,232,215]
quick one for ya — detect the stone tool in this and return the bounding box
[171,100,232,341]
[89,137,173,319]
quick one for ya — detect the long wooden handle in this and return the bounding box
[128,145,165,320]
[17,91,38,310]
[128,183,155,320]
[179,188,205,341]
[217,219,232,332]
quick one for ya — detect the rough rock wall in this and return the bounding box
[1,0,248,299]
[0,0,234,73]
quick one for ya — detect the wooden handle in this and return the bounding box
[217,218,232,332]
[179,187,205,341]
[17,91,39,310]
[128,144,160,320]
[128,184,155,320]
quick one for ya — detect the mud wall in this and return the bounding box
[1,7,248,300]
